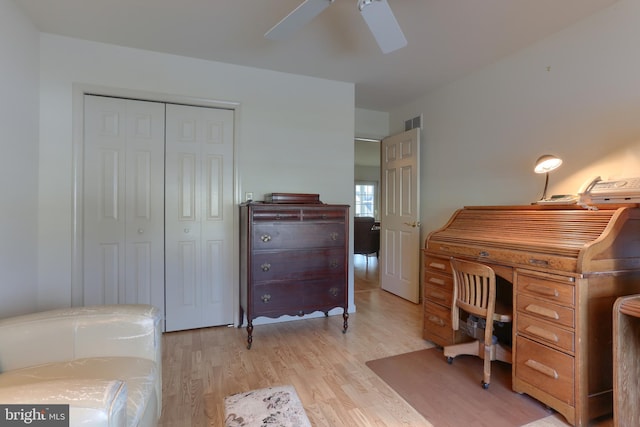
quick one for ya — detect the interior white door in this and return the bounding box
[164,104,235,331]
[83,95,165,314]
[380,128,421,303]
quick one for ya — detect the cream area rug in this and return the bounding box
[224,385,312,427]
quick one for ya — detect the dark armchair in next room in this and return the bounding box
[353,216,380,258]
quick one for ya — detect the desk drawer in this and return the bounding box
[424,255,452,275]
[423,300,453,343]
[424,284,453,307]
[517,294,574,328]
[517,313,574,354]
[517,274,574,306]
[516,336,574,406]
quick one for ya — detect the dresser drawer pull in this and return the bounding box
[429,262,446,271]
[524,325,559,342]
[329,232,339,241]
[260,263,271,272]
[429,291,447,302]
[525,283,559,298]
[260,234,272,242]
[428,277,446,286]
[525,359,559,379]
[261,294,271,303]
[329,287,339,297]
[427,315,445,327]
[524,304,560,320]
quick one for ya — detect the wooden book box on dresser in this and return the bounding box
[422,205,640,427]
[239,200,349,349]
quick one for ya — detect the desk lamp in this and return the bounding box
[534,154,562,200]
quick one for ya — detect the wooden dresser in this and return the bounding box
[422,205,640,426]
[239,202,349,349]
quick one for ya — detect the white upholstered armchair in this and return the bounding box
[0,304,162,427]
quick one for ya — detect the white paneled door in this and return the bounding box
[83,95,235,332]
[380,128,421,303]
[83,96,165,313]
[164,104,235,331]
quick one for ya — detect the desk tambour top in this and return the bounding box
[424,204,640,275]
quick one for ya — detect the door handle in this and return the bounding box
[403,221,421,228]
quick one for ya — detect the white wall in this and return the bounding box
[0,0,39,317]
[390,0,640,237]
[37,34,355,314]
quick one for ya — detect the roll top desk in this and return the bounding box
[422,205,640,426]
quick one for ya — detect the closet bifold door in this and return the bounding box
[82,95,165,316]
[164,104,235,331]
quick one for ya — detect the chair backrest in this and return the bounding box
[353,216,378,255]
[450,258,496,330]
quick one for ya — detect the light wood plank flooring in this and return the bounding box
[157,255,611,426]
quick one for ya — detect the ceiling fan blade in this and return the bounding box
[359,0,407,54]
[265,0,334,40]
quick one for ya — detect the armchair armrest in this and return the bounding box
[0,305,161,372]
[0,379,127,427]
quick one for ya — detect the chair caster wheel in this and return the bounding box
[446,357,454,364]
[481,381,490,389]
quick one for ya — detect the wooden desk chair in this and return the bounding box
[444,258,512,389]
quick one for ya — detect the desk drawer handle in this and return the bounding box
[524,304,560,320]
[427,315,445,327]
[529,258,550,267]
[479,251,489,257]
[429,262,446,271]
[429,277,446,286]
[525,283,559,298]
[525,359,559,379]
[524,325,559,342]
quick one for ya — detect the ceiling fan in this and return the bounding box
[265,0,407,54]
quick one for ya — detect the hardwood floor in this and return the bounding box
[157,255,612,427]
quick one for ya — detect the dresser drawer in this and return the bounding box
[252,222,346,249]
[252,282,304,315]
[517,294,574,328]
[301,208,346,221]
[517,313,574,354]
[424,255,452,274]
[302,279,346,310]
[252,209,301,221]
[252,279,345,317]
[517,274,575,306]
[251,248,345,282]
[516,336,575,406]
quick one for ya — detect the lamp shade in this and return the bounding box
[534,154,562,174]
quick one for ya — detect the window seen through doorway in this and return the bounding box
[355,183,376,217]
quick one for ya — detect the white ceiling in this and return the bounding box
[16,0,617,111]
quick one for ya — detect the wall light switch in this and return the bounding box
[245,192,253,201]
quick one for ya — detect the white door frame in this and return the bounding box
[71,84,242,327]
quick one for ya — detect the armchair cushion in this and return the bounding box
[0,304,161,427]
